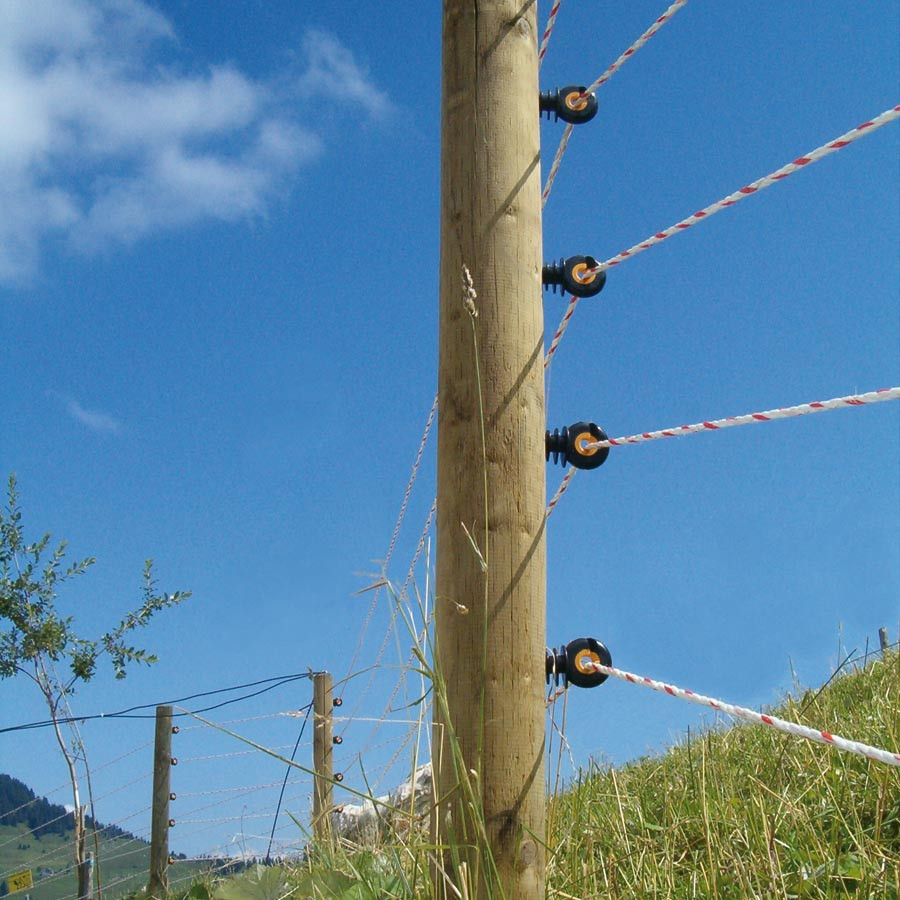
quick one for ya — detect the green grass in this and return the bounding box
[129,648,900,900]
[0,824,210,900]
[0,823,147,899]
[547,648,900,899]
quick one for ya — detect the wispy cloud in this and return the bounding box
[0,1,390,283]
[297,29,393,120]
[48,391,124,434]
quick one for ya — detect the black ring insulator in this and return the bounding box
[546,422,610,470]
[542,256,606,298]
[539,85,599,124]
[565,638,612,689]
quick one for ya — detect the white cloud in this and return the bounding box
[0,1,388,284]
[48,392,124,434]
[298,29,393,120]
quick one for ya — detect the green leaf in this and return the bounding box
[213,865,292,900]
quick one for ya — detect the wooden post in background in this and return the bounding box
[879,627,889,653]
[149,705,173,899]
[434,2,546,898]
[76,809,92,899]
[312,672,334,846]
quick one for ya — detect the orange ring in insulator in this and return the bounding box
[574,649,601,675]
[564,90,589,111]
[573,431,600,457]
[571,262,597,285]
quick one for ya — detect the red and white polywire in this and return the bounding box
[586,0,689,96]
[538,0,562,67]
[586,660,900,768]
[542,0,689,207]
[546,388,900,514]
[544,105,900,369]
[544,294,579,368]
[593,104,900,274]
[340,393,437,699]
[582,387,900,452]
[546,467,576,518]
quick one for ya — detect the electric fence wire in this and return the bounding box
[584,659,900,767]
[178,743,305,764]
[165,714,319,855]
[178,778,310,800]
[537,0,562,66]
[265,694,313,862]
[541,0,689,207]
[0,672,318,734]
[335,527,434,803]
[0,776,73,822]
[337,497,436,750]
[177,710,310,733]
[590,103,900,276]
[546,387,900,513]
[339,393,437,704]
[0,740,154,839]
[0,819,150,885]
[545,104,900,369]
[0,772,151,857]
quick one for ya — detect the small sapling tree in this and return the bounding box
[0,474,190,899]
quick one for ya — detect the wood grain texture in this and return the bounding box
[434,2,545,898]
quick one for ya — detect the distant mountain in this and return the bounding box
[0,773,137,842]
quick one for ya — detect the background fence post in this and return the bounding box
[149,705,173,899]
[879,627,889,653]
[76,809,92,899]
[312,673,334,847]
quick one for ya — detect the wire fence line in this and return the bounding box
[542,0,690,207]
[584,659,900,767]
[545,104,900,368]
[6,625,896,897]
[546,386,900,513]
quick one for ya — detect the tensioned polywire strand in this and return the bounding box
[547,387,900,513]
[545,104,900,369]
[583,660,900,767]
[537,0,562,66]
[340,394,437,703]
[542,0,689,207]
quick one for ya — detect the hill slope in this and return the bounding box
[549,648,900,898]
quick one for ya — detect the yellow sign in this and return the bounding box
[8,868,33,892]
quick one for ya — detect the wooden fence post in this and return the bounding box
[434,1,546,898]
[76,809,92,899]
[312,673,334,847]
[879,627,889,653]
[149,705,173,899]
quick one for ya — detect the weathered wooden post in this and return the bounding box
[76,809,92,899]
[879,627,889,653]
[312,672,334,846]
[434,2,546,898]
[149,705,173,899]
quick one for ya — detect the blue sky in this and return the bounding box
[2,0,898,863]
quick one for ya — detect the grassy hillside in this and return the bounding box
[547,648,900,898]
[0,823,151,900]
[127,649,899,899]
